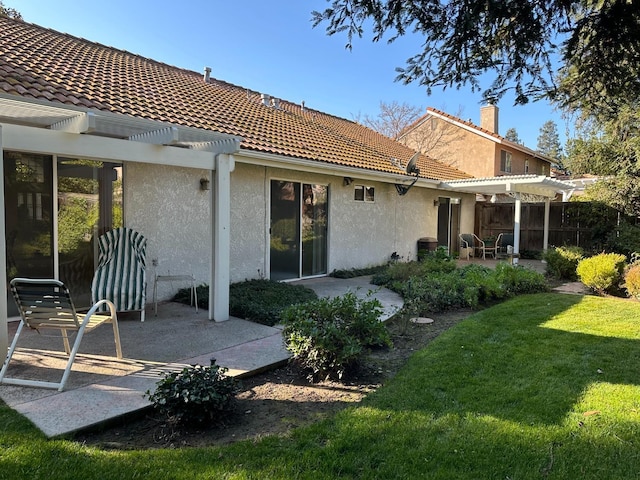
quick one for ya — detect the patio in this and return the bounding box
[0,276,404,438]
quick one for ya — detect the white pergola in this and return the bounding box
[0,95,242,355]
[441,175,576,260]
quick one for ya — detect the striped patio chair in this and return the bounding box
[0,278,122,391]
[91,227,147,322]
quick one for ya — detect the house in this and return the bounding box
[399,105,554,182]
[0,15,485,346]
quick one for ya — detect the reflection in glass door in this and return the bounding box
[270,180,328,281]
[57,158,122,306]
[4,152,122,314]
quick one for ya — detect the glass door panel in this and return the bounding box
[57,158,122,307]
[270,181,301,281]
[301,184,327,276]
[4,152,54,316]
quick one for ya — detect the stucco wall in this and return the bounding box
[124,162,212,301]
[229,160,446,281]
[124,159,477,300]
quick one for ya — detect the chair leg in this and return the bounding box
[0,321,24,384]
[110,315,123,359]
[61,329,71,355]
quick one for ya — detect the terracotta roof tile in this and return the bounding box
[0,17,471,181]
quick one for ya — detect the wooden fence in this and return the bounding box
[475,202,635,252]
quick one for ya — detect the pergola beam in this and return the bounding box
[50,112,96,134]
[128,126,180,145]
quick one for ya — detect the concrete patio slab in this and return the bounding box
[0,276,403,438]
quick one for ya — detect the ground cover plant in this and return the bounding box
[176,280,318,326]
[2,293,639,479]
[373,256,548,314]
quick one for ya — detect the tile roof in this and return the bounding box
[0,17,471,181]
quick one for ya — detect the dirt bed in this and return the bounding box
[74,310,471,450]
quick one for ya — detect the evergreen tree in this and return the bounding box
[505,128,522,145]
[313,1,640,109]
[537,121,565,171]
[0,1,22,20]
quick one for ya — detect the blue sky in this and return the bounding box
[10,0,569,149]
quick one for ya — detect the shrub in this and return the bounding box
[493,263,549,296]
[330,264,386,278]
[624,263,640,299]
[576,252,627,295]
[146,360,239,425]
[371,256,456,287]
[543,246,584,280]
[605,223,640,257]
[281,292,392,381]
[228,279,317,326]
[396,263,548,315]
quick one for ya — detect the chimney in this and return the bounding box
[480,103,499,133]
[203,66,211,83]
[261,93,271,106]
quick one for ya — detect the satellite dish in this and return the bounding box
[395,152,421,196]
[406,152,420,175]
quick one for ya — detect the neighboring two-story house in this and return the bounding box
[399,105,553,181]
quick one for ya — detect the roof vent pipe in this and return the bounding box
[203,66,211,83]
[301,100,305,112]
[261,93,271,106]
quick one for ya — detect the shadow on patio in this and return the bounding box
[0,302,288,437]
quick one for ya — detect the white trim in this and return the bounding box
[0,125,6,357]
[2,124,217,169]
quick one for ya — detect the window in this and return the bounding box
[500,150,512,173]
[354,185,375,202]
[524,159,529,174]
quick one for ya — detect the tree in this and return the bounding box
[504,128,522,145]
[312,1,640,109]
[355,100,422,140]
[537,120,565,170]
[565,104,640,216]
[0,1,22,20]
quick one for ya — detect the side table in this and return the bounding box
[153,274,198,316]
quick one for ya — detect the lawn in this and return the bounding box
[1,293,639,479]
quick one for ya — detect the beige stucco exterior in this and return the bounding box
[124,157,475,301]
[400,109,551,179]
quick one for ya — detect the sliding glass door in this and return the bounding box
[270,180,328,280]
[4,151,122,314]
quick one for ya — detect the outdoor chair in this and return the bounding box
[0,278,122,391]
[91,227,147,322]
[459,233,486,260]
[495,233,514,258]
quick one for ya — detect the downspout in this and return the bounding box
[0,126,7,355]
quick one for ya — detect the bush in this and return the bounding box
[330,264,386,278]
[493,263,549,296]
[605,223,640,257]
[576,252,627,295]
[228,279,317,326]
[146,360,239,425]
[371,256,456,286]
[281,292,392,381]
[624,263,640,299]
[395,263,548,315]
[543,246,584,280]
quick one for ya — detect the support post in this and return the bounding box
[0,126,7,355]
[209,153,233,321]
[513,193,522,265]
[543,197,551,253]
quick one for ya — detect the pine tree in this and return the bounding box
[537,121,565,172]
[505,128,522,145]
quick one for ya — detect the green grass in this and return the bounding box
[2,293,640,479]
